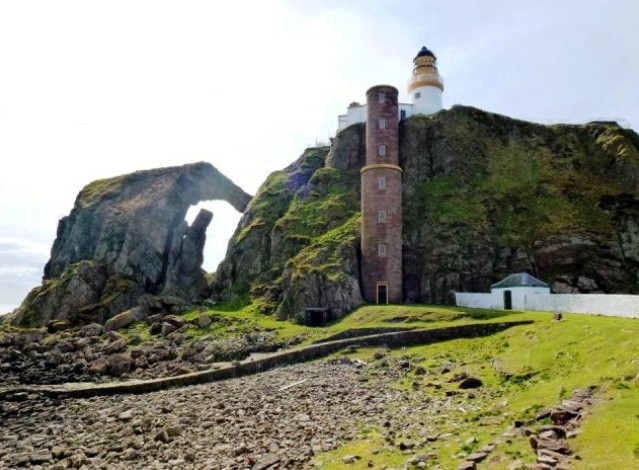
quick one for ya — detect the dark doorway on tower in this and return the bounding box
[377,283,389,304]
[503,290,512,310]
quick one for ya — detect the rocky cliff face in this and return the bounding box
[400,107,639,302]
[11,162,251,327]
[215,106,639,317]
[213,126,366,320]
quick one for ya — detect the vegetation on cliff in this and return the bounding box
[216,106,639,317]
[213,130,365,318]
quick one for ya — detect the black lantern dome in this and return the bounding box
[414,46,436,61]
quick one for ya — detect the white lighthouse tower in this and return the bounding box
[336,47,444,132]
[407,46,444,115]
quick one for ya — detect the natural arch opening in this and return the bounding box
[185,200,243,273]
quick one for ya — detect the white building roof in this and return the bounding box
[491,272,549,289]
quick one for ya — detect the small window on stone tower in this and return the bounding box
[378,92,385,103]
[415,91,421,99]
[379,118,386,129]
[378,145,386,156]
[378,210,387,223]
[378,243,387,257]
[378,176,386,190]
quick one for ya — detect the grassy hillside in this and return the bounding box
[307,308,639,469]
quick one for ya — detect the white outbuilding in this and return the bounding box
[456,273,639,318]
[489,272,550,310]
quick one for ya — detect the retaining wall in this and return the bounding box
[314,327,416,343]
[1,321,532,399]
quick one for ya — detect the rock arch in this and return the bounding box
[12,162,251,326]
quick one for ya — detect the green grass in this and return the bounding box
[313,429,406,469]
[77,175,126,208]
[309,308,639,469]
[185,302,519,347]
[574,387,639,469]
[326,304,511,331]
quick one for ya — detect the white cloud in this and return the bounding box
[0,0,637,312]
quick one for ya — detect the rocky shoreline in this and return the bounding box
[0,316,292,386]
[1,360,401,469]
[1,343,601,470]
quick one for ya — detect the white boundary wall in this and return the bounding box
[455,293,494,309]
[455,292,639,319]
[525,294,639,318]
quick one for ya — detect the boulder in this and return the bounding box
[108,353,132,376]
[163,315,187,328]
[79,323,104,337]
[103,338,127,354]
[46,320,71,333]
[193,313,213,329]
[88,358,109,375]
[105,308,142,332]
[161,322,178,337]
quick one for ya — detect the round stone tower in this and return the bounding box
[408,46,444,115]
[360,85,402,304]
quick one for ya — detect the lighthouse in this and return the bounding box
[408,46,444,116]
[356,47,445,304]
[337,46,444,131]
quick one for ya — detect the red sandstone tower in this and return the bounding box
[360,85,402,304]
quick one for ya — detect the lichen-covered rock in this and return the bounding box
[275,215,363,320]
[11,162,251,327]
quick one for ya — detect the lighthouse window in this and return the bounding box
[378,210,387,223]
[378,92,385,103]
[378,243,387,257]
[378,145,386,156]
[379,118,386,129]
[378,176,386,190]
[414,92,421,99]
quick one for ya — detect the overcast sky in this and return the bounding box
[1,0,638,314]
